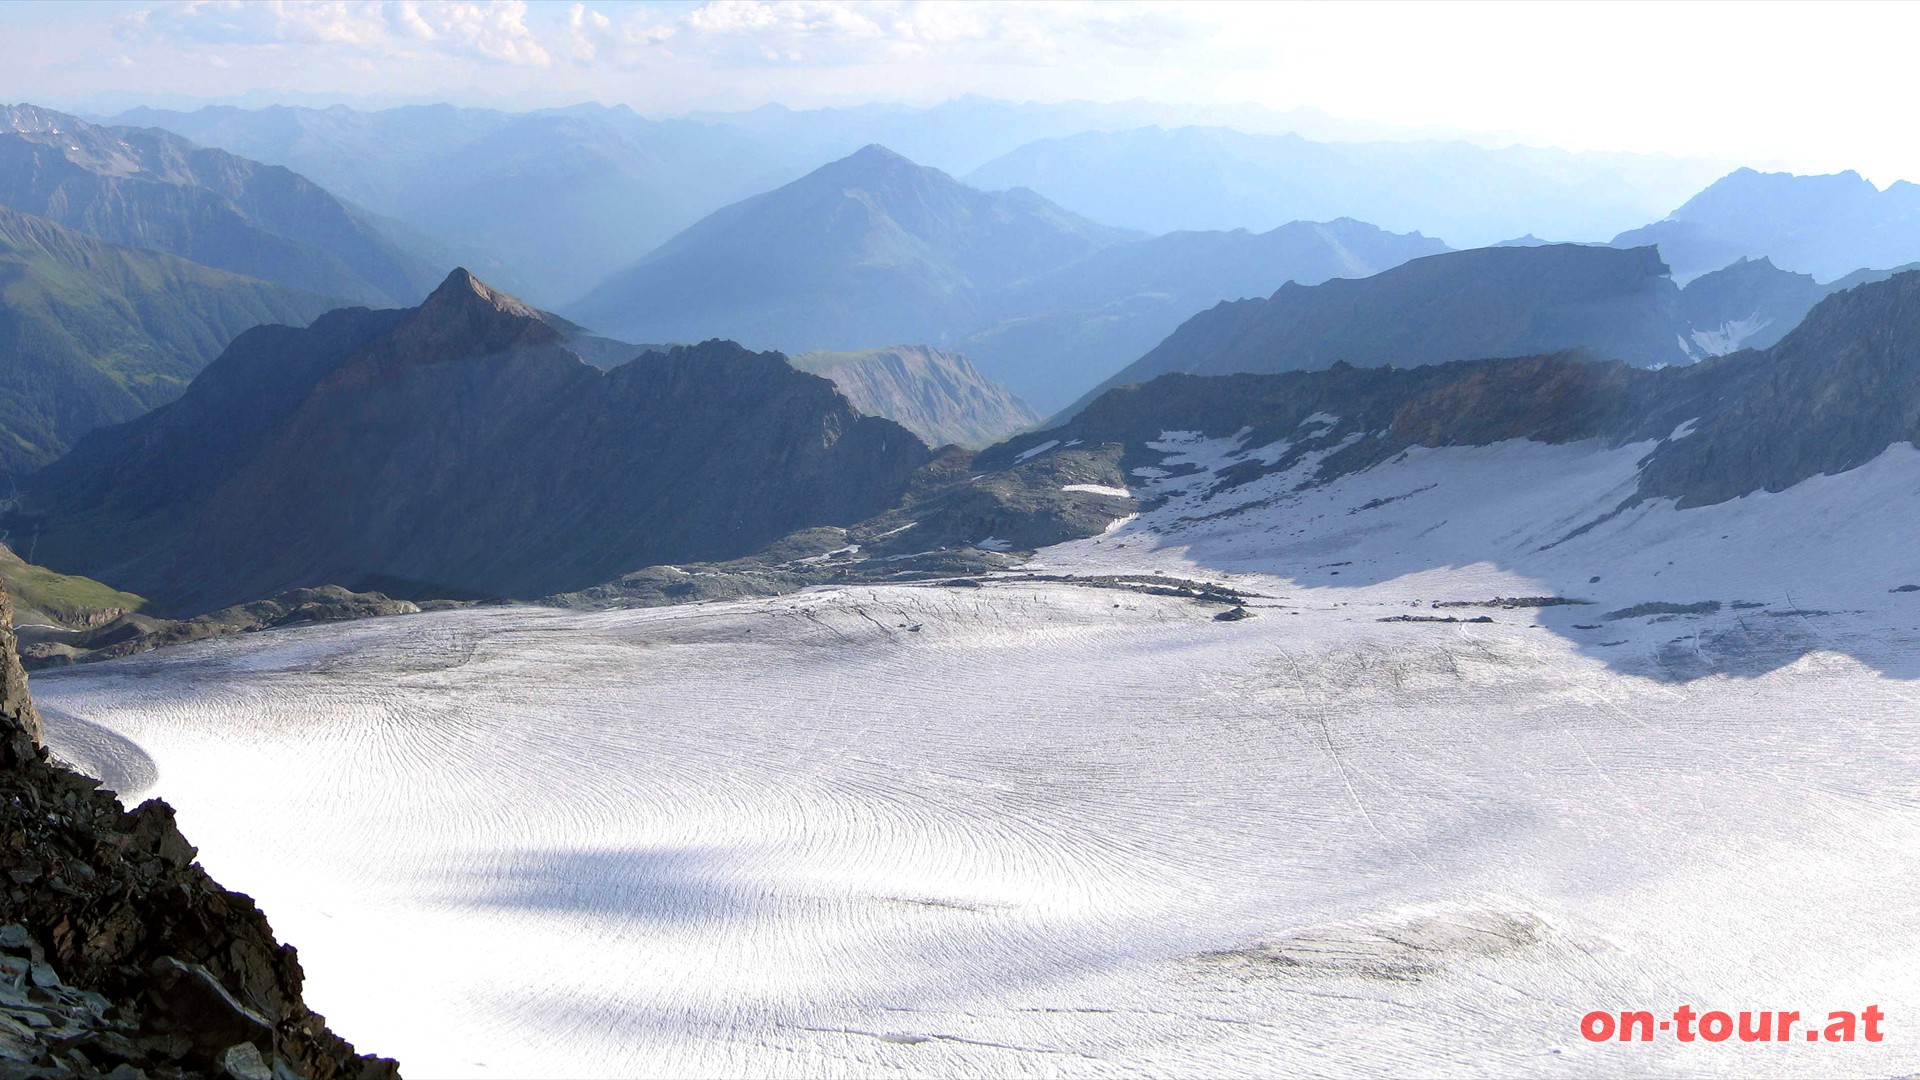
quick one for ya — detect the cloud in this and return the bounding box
[675,0,1195,64]
[120,0,553,67]
[105,0,1210,77]
[553,0,1204,69]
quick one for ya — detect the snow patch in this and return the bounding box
[1013,439,1059,463]
[1691,313,1775,357]
[1062,484,1132,498]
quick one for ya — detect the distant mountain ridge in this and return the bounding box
[569,145,1137,370]
[965,125,1724,248]
[957,217,1449,407]
[16,271,930,614]
[106,98,1726,306]
[1060,243,1888,419]
[0,204,336,477]
[0,103,438,306]
[1614,167,1920,282]
[570,146,1445,411]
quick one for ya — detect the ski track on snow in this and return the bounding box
[34,432,1920,1078]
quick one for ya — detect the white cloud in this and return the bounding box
[121,0,553,67]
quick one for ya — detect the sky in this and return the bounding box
[3,0,1917,185]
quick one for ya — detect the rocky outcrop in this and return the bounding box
[1638,268,1920,506]
[0,581,398,1077]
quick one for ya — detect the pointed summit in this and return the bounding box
[845,143,911,166]
[422,267,545,321]
[388,268,559,361]
[567,143,1132,357]
[801,144,932,188]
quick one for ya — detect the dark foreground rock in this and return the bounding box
[0,583,397,1077]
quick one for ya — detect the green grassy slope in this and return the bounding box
[0,205,339,477]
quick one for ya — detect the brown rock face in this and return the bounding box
[0,585,42,754]
[0,580,399,1077]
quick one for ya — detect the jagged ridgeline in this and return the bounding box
[0,580,399,1077]
[12,270,932,616]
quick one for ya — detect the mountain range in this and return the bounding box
[1059,242,1901,417]
[107,98,1724,308]
[569,146,1445,411]
[956,217,1449,408]
[0,204,334,477]
[0,104,437,306]
[965,125,1725,247]
[568,145,1137,375]
[1614,168,1920,282]
[109,103,800,305]
[13,271,930,615]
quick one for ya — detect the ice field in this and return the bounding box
[34,433,1920,1077]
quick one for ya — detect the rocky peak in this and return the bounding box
[837,143,915,173]
[0,103,73,134]
[377,268,563,366]
[422,267,545,322]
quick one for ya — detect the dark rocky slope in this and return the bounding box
[0,205,336,477]
[0,104,437,307]
[1639,268,1920,507]
[16,270,931,615]
[0,581,398,1077]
